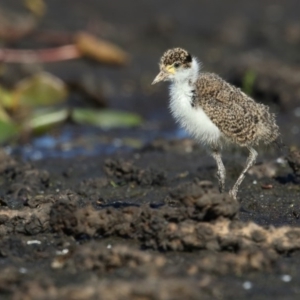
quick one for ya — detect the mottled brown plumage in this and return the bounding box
[195,72,279,146]
[160,48,192,68]
[152,47,280,200]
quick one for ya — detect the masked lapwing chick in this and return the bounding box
[152,47,280,200]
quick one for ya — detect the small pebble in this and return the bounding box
[27,240,41,245]
[19,268,27,274]
[281,274,292,282]
[56,249,69,255]
[243,281,252,290]
[253,180,257,184]
[107,244,112,249]
[276,157,285,164]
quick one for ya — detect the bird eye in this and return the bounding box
[174,62,180,68]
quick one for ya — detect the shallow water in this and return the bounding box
[9,108,300,161]
[9,122,192,161]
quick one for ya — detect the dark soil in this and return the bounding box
[1,0,300,299]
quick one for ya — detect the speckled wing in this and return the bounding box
[202,97,259,146]
[196,73,279,146]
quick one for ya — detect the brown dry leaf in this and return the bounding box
[75,32,129,66]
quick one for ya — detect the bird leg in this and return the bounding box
[229,147,258,200]
[211,151,226,193]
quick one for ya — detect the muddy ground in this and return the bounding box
[1,0,300,299]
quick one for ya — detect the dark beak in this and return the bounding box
[152,71,168,85]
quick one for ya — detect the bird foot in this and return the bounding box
[229,189,238,201]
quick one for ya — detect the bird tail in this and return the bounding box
[258,105,280,145]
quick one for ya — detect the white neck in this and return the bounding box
[173,57,200,85]
[168,57,221,147]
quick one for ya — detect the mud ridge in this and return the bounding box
[12,277,220,300]
[50,180,300,255]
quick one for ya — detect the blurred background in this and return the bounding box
[0,0,300,160]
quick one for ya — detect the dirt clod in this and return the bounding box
[287,147,300,177]
[104,158,166,186]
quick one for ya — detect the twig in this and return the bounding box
[0,45,81,63]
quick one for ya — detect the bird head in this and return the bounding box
[152,48,197,84]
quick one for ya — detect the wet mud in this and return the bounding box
[1,138,300,299]
[1,0,300,299]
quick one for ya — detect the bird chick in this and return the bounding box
[152,47,279,200]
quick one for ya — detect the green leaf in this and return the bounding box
[72,108,143,128]
[0,104,11,122]
[0,121,19,144]
[242,70,256,96]
[14,72,68,107]
[29,108,69,134]
[0,86,14,111]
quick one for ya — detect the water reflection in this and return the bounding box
[9,111,300,161]
[11,125,189,160]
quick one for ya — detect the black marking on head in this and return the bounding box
[186,53,192,63]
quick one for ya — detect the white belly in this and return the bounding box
[169,84,221,146]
